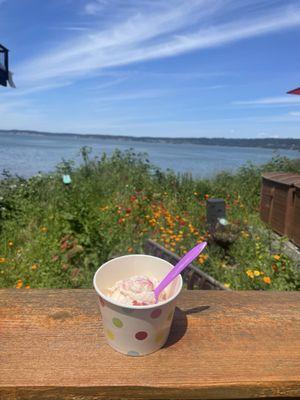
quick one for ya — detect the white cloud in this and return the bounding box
[17,1,300,87]
[87,88,172,104]
[233,96,300,106]
[84,0,107,15]
[257,132,279,138]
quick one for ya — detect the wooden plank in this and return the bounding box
[144,239,228,290]
[0,290,300,400]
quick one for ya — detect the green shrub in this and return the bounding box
[0,150,299,290]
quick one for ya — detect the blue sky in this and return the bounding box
[0,0,300,138]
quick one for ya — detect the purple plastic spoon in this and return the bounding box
[154,241,207,303]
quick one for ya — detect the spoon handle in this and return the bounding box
[154,242,207,300]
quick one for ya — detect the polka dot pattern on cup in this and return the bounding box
[150,308,162,319]
[112,317,123,328]
[135,331,148,340]
[127,350,140,356]
[106,329,115,340]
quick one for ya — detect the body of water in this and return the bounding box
[0,132,298,178]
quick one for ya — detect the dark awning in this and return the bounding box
[287,87,300,95]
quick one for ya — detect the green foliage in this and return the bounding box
[0,150,299,290]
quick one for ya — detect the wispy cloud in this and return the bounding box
[1,81,72,98]
[233,95,300,106]
[17,0,300,88]
[89,88,171,102]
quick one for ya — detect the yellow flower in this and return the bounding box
[16,279,23,289]
[31,264,38,270]
[246,270,254,279]
[254,270,260,276]
[25,285,30,289]
[273,255,280,261]
[41,226,48,233]
[263,276,271,284]
[8,241,13,247]
[223,283,230,288]
[0,257,6,263]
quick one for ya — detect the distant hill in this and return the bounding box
[0,129,299,151]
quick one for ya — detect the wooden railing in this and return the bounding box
[144,239,228,290]
[1,289,299,399]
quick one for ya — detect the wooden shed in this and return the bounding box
[290,182,300,247]
[260,172,300,237]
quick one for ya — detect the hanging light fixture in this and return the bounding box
[0,43,15,88]
[0,43,9,87]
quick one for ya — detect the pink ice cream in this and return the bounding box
[107,275,167,306]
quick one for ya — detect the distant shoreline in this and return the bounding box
[0,129,299,151]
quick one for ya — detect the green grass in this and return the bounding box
[0,147,299,290]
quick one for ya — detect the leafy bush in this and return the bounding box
[0,150,299,290]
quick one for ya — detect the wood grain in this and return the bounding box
[0,290,300,400]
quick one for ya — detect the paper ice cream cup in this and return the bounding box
[93,254,183,356]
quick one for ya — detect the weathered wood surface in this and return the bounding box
[144,239,228,290]
[1,290,300,400]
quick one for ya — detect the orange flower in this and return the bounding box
[273,255,280,261]
[198,255,208,265]
[263,276,271,284]
[25,285,30,289]
[31,264,38,270]
[0,257,6,263]
[16,279,23,289]
[8,241,13,247]
[204,194,209,200]
[127,247,133,253]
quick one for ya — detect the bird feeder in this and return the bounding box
[0,44,9,87]
[206,198,226,232]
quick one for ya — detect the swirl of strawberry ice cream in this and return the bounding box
[107,275,167,306]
